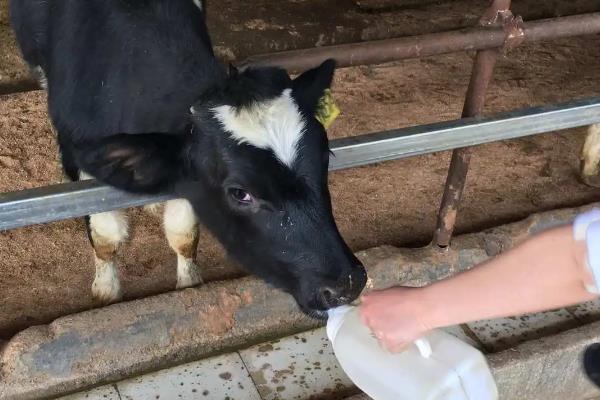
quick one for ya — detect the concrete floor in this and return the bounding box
[60,300,600,400]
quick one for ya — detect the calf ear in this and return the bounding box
[75,133,190,194]
[291,59,336,116]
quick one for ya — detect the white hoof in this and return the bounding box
[176,256,203,289]
[92,259,122,304]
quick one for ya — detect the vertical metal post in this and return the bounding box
[433,0,517,248]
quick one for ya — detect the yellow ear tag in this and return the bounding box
[315,89,341,130]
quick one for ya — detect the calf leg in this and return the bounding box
[87,212,128,303]
[582,124,600,187]
[163,199,202,289]
[81,172,128,303]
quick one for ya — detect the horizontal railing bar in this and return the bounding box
[0,180,173,231]
[329,97,600,170]
[1,97,600,231]
[241,13,600,73]
[8,13,600,94]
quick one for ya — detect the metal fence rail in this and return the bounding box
[2,3,600,246]
[241,12,600,73]
[242,4,600,246]
[2,96,600,231]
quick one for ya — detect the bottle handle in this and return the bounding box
[415,338,432,358]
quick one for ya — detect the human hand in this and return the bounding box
[359,287,433,353]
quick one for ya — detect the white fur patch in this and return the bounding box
[92,257,122,303]
[176,255,203,288]
[192,0,202,10]
[164,199,197,234]
[82,172,129,244]
[81,171,129,243]
[211,88,306,167]
[90,210,129,245]
[163,199,202,288]
[583,124,600,177]
[79,171,93,181]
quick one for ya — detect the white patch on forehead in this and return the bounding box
[211,88,306,167]
[192,0,202,10]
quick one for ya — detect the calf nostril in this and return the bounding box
[319,286,337,306]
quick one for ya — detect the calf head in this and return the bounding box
[77,59,367,316]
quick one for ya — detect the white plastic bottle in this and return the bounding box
[327,306,498,400]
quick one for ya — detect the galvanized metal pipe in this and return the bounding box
[2,10,600,232]
[2,97,600,231]
[241,12,600,73]
[433,0,513,248]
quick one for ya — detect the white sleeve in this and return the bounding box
[574,209,600,294]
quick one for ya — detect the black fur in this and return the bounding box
[9,0,48,70]
[10,0,366,313]
[292,58,336,116]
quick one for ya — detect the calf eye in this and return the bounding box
[228,188,254,204]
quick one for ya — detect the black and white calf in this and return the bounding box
[10,0,367,315]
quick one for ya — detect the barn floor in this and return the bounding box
[1,0,600,340]
[51,285,600,400]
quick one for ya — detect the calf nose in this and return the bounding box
[317,269,367,308]
[350,263,368,292]
[315,263,368,309]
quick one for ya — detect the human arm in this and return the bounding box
[359,223,597,352]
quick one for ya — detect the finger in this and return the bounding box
[358,304,372,323]
[362,289,386,301]
[376,336,389,351]
[382,336,407,353]
[359,309,370,326]
[389,341,409,354]
[382,338,396,353]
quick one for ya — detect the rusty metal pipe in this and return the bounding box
[242,27,509,72]
[433,50,501,247]
[525,12,600,42]
[433,0,511,248]
[241,12,600,73]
